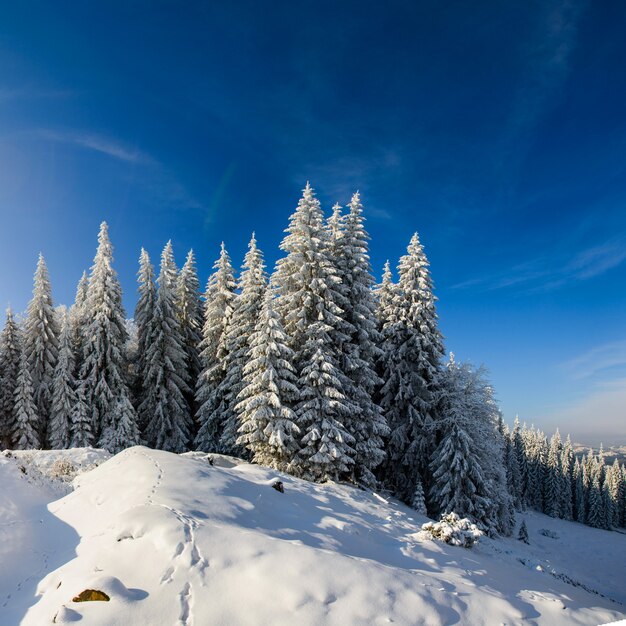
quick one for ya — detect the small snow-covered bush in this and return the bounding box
[418,512,483,548]
[49,458,77,481]
[539,528,559,539]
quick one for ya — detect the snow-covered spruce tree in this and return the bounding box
[176,250,203,414]
[602,471,613,530]
[272,183,357,479]
[518,520,529,544]
[12,349,40,449]
[194,243,236,452]
[543,429,562,518]
[607,459,625,528]
[412,476,428,515]
[377,232,444,506]
[429,412,490,524]
[574,458,586,524]
[23,253,59,445]
[141,242,192,452]
[503,424,522,510]
[48,310,77,449]
[70,383,93,447]
[511,417,528,508]
[69,271,89,351]
[0,309,22,448]
[219,234,268,455]
[586,467,604,529]
[79,222,140,451]
[559,434,574,520]
[133,248,157,424]
[523,426,545,511]
[236,288,300,470]
[330,193,388,487]
[292,327,356,482]
[620,465,626,528]
[429,356,513,535]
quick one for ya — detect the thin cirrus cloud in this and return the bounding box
[562,339,626,381]
[451,237,626,293]
[36,129,153,165]
[30,128,206,214]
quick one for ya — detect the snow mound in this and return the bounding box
[1,446,624,625]
[2,447,111,495]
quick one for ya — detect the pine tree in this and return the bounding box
[141,242,192,452]
[412,476,428,515]
[602,470,613,530]
[430,417,489,522]
[574,458,586,524]
[272,183,357,478]
[378,232,444,505]
[511,417,528,508]
[48,311,77,449]
[559,434,574,520]
[194,243,237,452]
[293,328,356,482]
[70,270,89,347]
[177,250,203,414]
[219,235,268,455]
[79,222,140,450]
[504,424,522,509]
[428,357,510,533]
[332,193,388,487]
[99,395,142,454]
[23,253,59,445]
[620,466,626,527]
[134,248,157,424]
[70,383,93,447]
[518,520,529,544]
[0,309,22,448]
[607,459,624,528]
[524,427,545,511]
[586,466,604,529]
[576,463,591,524]
[544,430,562,517]
[236,289,300,470]
[12,349,40,449]
[376,261,395,320]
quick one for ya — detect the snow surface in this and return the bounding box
[1,446,624,625]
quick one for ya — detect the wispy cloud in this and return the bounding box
[37,129,152,164]
[562,339,626,380]
[451,236,626,292]
[23,127,206,214]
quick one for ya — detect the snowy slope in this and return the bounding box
[1,446,624,626]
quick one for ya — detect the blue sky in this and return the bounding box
[0,1,625,444]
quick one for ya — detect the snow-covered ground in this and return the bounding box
[1,446,624,625]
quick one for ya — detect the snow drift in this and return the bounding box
[1,446,624,625]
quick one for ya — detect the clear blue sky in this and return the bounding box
[0,1,625,445]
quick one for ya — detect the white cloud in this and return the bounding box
[37,130,152,164]
[562,339,626,380]
[451,236,626,292]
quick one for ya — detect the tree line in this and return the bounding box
[0,183,623,535]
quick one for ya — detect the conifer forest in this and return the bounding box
[0,184,624,535]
